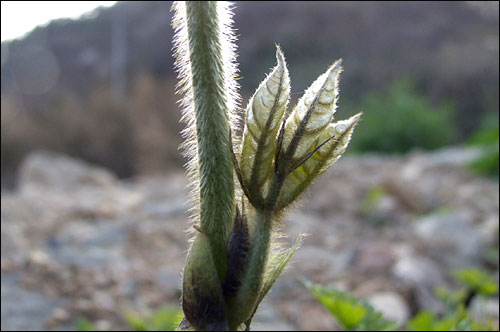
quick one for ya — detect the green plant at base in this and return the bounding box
[305,266,499,331]
[302,279,397,331]
[75,316,95,331]
[454,268,499,297]
[75,306,183,331]
[172,1,360,330]
[406,306,496,332]
[125,306,184,331]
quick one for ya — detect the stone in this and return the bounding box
[426,146,484,167]
[1,273,56,331]
[292,245,355,281]
[367,291,410,323]
[1,148,497,331]
[469,296,500,322]
[355,242,396,272]
[479,215,500,246]
[19,150,116,192]
[45,307,71,328]
[1,224,27,270]
[139,198,187,218]
[48,220,128,269]
[413,211,484,269]
[251,301,296,331]
[285,211,323,241]
[392,254,448,312]
[293,303,337,331]
[154,271,182,299]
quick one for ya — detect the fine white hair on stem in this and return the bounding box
[171,1,241,234]
[218,1,244,206]
[219,1,242,145]
[171,1,199,232]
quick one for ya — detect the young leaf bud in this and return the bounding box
[182,233,228,331]
[278,113,361,209]
[240,46,290,203]
[282,60,342,161]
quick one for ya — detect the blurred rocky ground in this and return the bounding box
[1,149,498,331]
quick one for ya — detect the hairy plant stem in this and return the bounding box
[185,1,234,280]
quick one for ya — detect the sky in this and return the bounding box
[1,1,117,42]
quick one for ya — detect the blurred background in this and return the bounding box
[2,1,498,186]
[1,1,498,331]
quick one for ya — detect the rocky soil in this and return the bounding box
[1,149,498,331]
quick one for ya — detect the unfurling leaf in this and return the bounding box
[245,234,305,327]
[281,60,342,161]
[237,46,360,213]
[240,46,290,204]
[278,113,362,208]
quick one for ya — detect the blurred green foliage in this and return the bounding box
[407,308,494,331]
[485,247,499,267]
[435,286,468,312]
[75,316,95,331]
[76,306,183,331]
[125,306,183,331]
[305,266,499,331]
[357,186,391,227]
[302,279,397,331]
[350,78,456,153]
[358,186,386,216]
[466,113,499,178]
[455,268,499,297]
